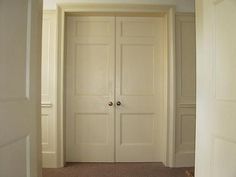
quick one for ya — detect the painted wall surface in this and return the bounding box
[175,13,196,167]
[41,11,57,168]
[43,0,195,12]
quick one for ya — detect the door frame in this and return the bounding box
[56,3,176,167]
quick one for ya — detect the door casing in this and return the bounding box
[56,3,176,167]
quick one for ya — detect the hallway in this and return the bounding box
[43,163,193,177]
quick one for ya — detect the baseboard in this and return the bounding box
[42,151,57,168]
[175,152,195,167]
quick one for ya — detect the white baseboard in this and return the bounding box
[175,152,195,167]
[42,151,57,168]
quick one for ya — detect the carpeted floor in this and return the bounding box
[43,163,194,177]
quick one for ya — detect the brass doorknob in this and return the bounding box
[116,101,121,106]
[108,102,113,106]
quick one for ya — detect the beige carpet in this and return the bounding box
[43,163,193,177]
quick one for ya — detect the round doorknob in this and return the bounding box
[108,102,113,106]
[116,101,121,106]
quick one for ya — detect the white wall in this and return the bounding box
[43,0,195,12]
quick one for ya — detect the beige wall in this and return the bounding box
[43,0,195,12]
[41,10,196,168]
[41,11,57,168]
[175,13,196,167]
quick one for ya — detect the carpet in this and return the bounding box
[43,162,194,177]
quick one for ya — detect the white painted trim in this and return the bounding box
[41,10,58,168]
[166,7,176,167]
[56,3,176,167]
[42,152,57,168]
[41,103,53,108]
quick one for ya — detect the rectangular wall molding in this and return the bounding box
[175,13,196,167]
[41,10,57,168]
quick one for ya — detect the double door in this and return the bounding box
[65,15,165,162]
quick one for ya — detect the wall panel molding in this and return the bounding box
[175,13,196,167]
[176,108,196,153]
[41,10,57,168]
[176,13,196,105]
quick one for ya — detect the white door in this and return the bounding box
[195,0,236,177]
[115,17,164,162]
[0,0,42,177]
[66,16,164,162]
[66,16,115,162]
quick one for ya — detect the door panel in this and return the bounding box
[66,16,115,162]
[196,0,236,176]
[75,44,109,96]
[121,44,155,95]
[115,17,164,162]
[0,0,42,176]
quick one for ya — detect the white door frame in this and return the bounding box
[56,3,176,167]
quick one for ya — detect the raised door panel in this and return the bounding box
[0,2,29,101]
[214,0,236,101]
[0,137,30,177]
[74,114,109,145]
[120,113,154,145]
[74,44,109,96]
[116,17,165,162]
[66,16,115,162]
[121,44,155,96]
